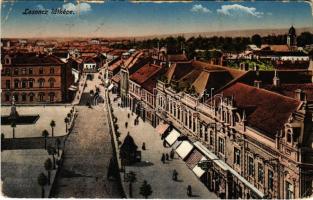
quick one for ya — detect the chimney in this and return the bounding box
[254,80,262,88]
[295,89,307,101]
[273,70,280,87]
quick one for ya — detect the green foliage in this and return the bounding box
[139,180,153,199]
[37,172,47,187]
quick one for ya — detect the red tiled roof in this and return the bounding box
[167,54,188,62]
[130,63,161,85]
[111,74,121,84]
[263,83,313,101]
[214,83,301,138]
[185,149,203,169]
[5,53,63,66]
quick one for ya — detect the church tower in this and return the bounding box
[287,26,297,51]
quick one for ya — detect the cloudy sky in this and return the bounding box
[1,0,312,38]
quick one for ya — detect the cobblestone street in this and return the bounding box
[51,73,124,198]
[110,93,218,199]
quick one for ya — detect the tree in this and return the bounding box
[252,34,262,47]
[11,121,16,138]
[42,130,49,150]
[37,172,48,198]
[139,180,153,199]
[55,138,61,157]
[50,120,56,138]
[47,146,57,169]
[44,158,53,185]
[128,171,137,198]
[64,117,69,133]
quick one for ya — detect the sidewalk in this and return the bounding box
[72,74,87,105]
[109,93,218,199]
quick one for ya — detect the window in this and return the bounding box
[22,68,26,75]
[258,163,264,183]
[49,93,55,102]
[22,93,27,101]
[5,68,10,75]
[177,108,180,120]
[38,93,45,102]
[49,78,55,88]
[50,67,54,74]
[29,93,34,102]
[193,118,196,132]
[287,131,292,143]
[210,131,213,145]
[14,68,18,75]
[39,67,44,75]
[248,157,254,176]
[205,133,208,142]
[29,79,34,88]
[21,80,27,88]
[14,94,19,102]
[286,181,294,199]
[14,79,19,88]
[268,170,274,191]
[234,148,241,165]
[218,138,224,154]
[5,94,10,101]
[29,68,33,75]
[6,80,10,89]
[38,79,45,88]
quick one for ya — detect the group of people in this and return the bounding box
[160,149,175,163]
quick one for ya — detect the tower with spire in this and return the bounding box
[287,26,297,51]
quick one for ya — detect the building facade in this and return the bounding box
[1,53,74,104]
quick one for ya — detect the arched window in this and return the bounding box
[21,79,27,88]
[48,78,55,88]
[14,79,19,88]
[22,93,27,101]
[29,79,34,88]
[13,93,19,102]
[38,92,45,102]
[38,79,45,88]
[49,92,55,102]
[29,93,35,102]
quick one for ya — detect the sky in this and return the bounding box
[1,0,313,38]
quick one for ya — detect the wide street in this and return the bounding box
[110,93,218,199]
[51,73,124,198]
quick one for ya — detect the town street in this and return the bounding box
[51,74,124,198]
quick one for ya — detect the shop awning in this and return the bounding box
[165,129,180,146]
[193,141,264,198]
[186,149,203,169]
[175,140,193,159]
[192,157,207,178]
[68,85,78,91]
[156,123,169,135]
[171,140,182,150]
[108,84,114,91]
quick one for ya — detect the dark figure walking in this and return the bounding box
[127,113,130,118]
[163,140,167,147]
[125,122,128,128]
[142,142,146,150]
[161,153,165,163]
[172,169,178,181]
[170,149,175,159]
[166,153,169,161]
[187,185,192,197]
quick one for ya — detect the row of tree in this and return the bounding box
[110,32,313,57]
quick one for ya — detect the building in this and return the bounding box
[1,53,74,104]
[287,26,297,51]
[154,60,313,198]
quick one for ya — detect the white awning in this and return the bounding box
[108,84,114,91]
[192,157,207,178]
[165,129,180,146]
[193,141,264,198]
[68,85,78,91]
[175,141,193,159]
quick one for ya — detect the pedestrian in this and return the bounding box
[127,113,130,118]
[142,142,146,150]
[166,153,169,161]
[170,149,175,159]
[163,140,167,147]
[125,122,128,128]
[172,169,178,181]
[161,153,165,163]
[187,185,192,197]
